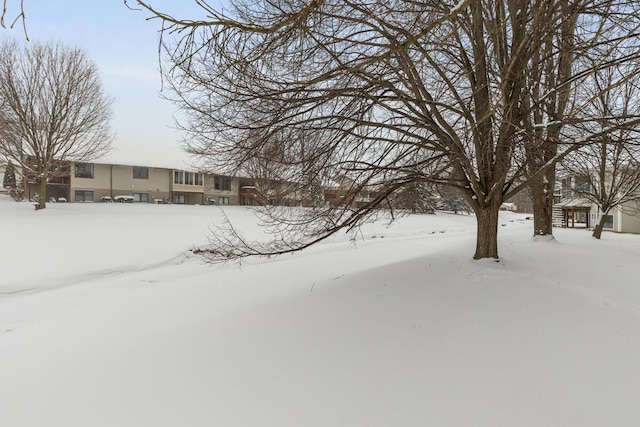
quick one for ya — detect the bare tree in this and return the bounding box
[561,68,640,239]
[0,0,28,39]
[0,39,113,209]
[133,0,640,261]
[520,0,580,237]
[521,2,640,237]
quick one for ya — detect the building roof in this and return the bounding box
[560,197,593,208]
[95,143,204,171]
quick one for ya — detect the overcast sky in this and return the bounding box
[2,0,221,149]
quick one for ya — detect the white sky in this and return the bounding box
[1,0,223,149]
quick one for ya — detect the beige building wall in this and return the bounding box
[172,183,204,193]
[113,165,172,202]
[617,202,640,233]
[203,174,240,205]
[70,163,172,202]
[70,163,110,202]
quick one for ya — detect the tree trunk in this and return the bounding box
[530,173,555,236]
[473,204,500,260]
[592,213,608,239]
[37,178,47,210]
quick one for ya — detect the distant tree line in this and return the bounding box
[130,0,640,260]
[4,1,640,251]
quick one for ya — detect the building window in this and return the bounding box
[133,166,149,179]
[215,175,231,191]
[218,196,229,205]
[133,193,149,203]
[176,171,203,186]
[603,215,614,229]
[574,176,591,194]
[174,171,184,185]
[185,172,194,185]
[173,194,185,204]
[74,163,94,179]
[75,190,94,202]
[50,176,70,185]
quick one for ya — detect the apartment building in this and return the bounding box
[14,144,241,205]
[555,174,640,233]
[68,162,240,205]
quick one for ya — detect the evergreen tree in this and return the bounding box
[3,161,16,188]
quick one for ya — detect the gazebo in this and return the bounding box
[560,198,592,228]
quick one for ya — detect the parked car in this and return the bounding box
[113,195,134,203]
[101,196,113,203]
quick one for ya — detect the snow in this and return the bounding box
[2,194,640,426]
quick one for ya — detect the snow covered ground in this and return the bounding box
[2,194,640,426]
